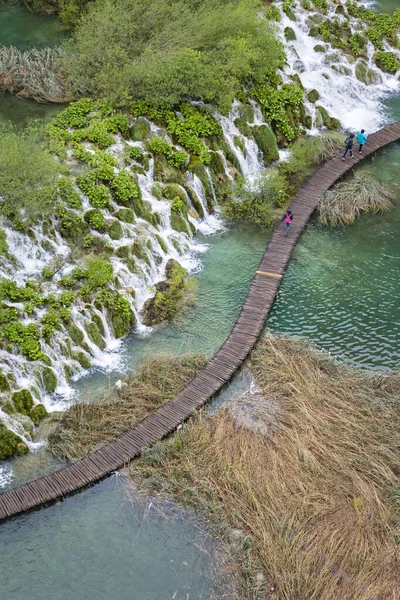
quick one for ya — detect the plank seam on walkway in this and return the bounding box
[0,124,399,521]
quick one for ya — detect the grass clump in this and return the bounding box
[318,171,394,226]
[130,336,400,600]
[48,353,206,459]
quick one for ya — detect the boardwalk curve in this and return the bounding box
[1,122,399,521]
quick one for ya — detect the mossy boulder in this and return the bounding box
[284,27,296,42]
[253,125,279,165]
[283,6,296,21]
[131,240,151,265]
[115,245,131,258]
[2,400,15,415]
[314,44,326,53]
[30,404,48,426]
[0,370,10,392]
[42,367,58,393]
[0,423,29,460]
[130,117,151,141]
[171,212,191,235]
[155,234,168,254]
[114,208,135,223]
[162,183,187,203]
[107,219,123,240]
[12,389,34,415]
[151,182,163,200]
[234,136,246,157]
[67,323,84,346]
[234,118,253,138]
[73,351,91,369]
[316,106,340,130]
[85,321,106,350]
[209,151,226,176]
[307,89,320,103]
[141,259,191,326]
[290,73,303,90]
[154,155,185,185]
[184,184,205,218]
[355,61,381,85]
[220,141,241,172]
[238,103,254,123]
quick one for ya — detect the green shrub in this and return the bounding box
[374,51,400,74]
[124,145,144,163]
[83,257,113,289]
[250,84,304,143]
[84,209,106,231]
[148,137,188,167]
[51,98,94,129]
[77,172,111,209]
[57,177,82,210]
[72,120,115,148]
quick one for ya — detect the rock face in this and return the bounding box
[141,259,191,326]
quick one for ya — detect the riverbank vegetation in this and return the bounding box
[130,336,400,600]
[48,353,206,459]
[318,170,395,226]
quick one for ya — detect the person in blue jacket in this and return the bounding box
[356,129,367,153]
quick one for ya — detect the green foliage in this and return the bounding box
[148,138,188,167]
[0,370,10,392]
[109,171,143,215]
[349,33,367,57]
[0,304,19,324]
[124,145,144,163]
[114,208,135,223]
[62,0,285,110]
[72,143,117,168]
[0,230,8,255]
[253,125,279,165]
[77,172,111,209]
[250,84,304,143]
[57,177,82,210]
[83,257,113,289]
[1,321,45,360]
[0,124,58,224]
[279,136,323,189]
[84,209,106,231]
[374,51,400,74]
[171,196,187,215]
[95,288,134,337]
[51,98,94,129]
[107,219,123,240]
[224,169,287,227]
[42,367,58,393]
[72,119,115,148]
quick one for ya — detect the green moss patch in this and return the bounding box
[253,125,279,165]
[0,423,29,460]
[30,403,48,425]
[12,389,34,415]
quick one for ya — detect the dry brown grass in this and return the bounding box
[0,45,70,102]
[131,336,400,600]
[318,171,395,226]
[48,353,206,459]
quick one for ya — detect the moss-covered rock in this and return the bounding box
[141,259,192,325]
[2,400,15,415]
[131,240,151,265]
[290,73,303,90]
[355,61,382,85]
[284,27,296,41]
[73,351,91,369]
[12,389,34,415]
[307,89,320,103]
[30,403,48,425]
[85,321,106,350]
[171,212,191,235]
[238,103,254,123]
[0,423,29,460]
[92,314,105,336]
[209,151,226,176]
[184,185,205,218]
[234,118,253,138]
[42,367,58,393]
[0,370,10,392]
[130,117,151,141]
[234,136,246,157]
[67,323,84,346]
[114,208,135,223]
[151,182,163,200]
[154,155,185,185]
[253,125,279,165]
[115,245,131,259]
[162,183,187,203]
[107,219,123,240]
[316,106,340,130]
[314,44,326,53]
[155,234,168,254]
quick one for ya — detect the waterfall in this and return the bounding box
[185,173,225,235]
[277,0,400,131]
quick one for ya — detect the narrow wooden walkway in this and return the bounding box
[1,122,399,521]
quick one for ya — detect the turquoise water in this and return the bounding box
[0,476,217,600]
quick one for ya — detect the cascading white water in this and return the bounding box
[277,0,400,131]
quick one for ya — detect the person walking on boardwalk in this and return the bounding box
[342,133,355,160]
[281,209,293,235]
[356,129,367,153]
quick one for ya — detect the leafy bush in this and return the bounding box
[0,124,58,224]
[57,177,82,210]
[250,84,304,143]
[62,0,285,110]
[124,145,144,163]
[374,51,400,74]
[72,120,115,148]
[51,98,94,129]
[77,172,111,209]
[83,258,113,289]
[148,137,188,167]
[84,209,106,231]
[109,171,143,212]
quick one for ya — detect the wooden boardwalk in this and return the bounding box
[1,122,399,521]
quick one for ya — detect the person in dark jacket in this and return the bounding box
[342,133,355,160]
[281,209,293,235]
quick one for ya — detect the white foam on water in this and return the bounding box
[277,1,400,132]
[0,464,13,488]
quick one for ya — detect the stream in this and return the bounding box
[0,1,399,598]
